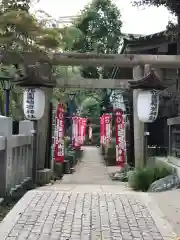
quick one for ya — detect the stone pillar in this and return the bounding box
[19,120,33,135]
[37,87,53,169]
[36,88,53,185]
[133,65,144,168]
[0,116,13,196]
[153,68,164,81]
[144,64,151,76]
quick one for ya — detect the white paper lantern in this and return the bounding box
[23,88,45,120]
[137,89,159,123]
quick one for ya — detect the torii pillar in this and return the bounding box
[12,61,55,185]
[130,66,166,168]
[132,66,144,168]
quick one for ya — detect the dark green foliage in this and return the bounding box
[128,167,155,191]
[2,0,31,12]
[72,0,123,113]
[100,89,112,115]
[128,163,172,191]
[73,0,122,79]
[81,97,101,118]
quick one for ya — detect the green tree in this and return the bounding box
[73,0,123,79]
[80,97,100,118]
[0,0,82,118]
[132,0,179,16]
[72,0,123,114]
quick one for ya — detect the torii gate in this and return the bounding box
[4,51,179,168]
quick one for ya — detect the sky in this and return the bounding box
[34,0,174,35]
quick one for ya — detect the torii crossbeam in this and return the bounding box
[2,51,180,68]
[56,78,130,89]
[52,52,180,68]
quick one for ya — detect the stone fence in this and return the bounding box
[0,116,33,197]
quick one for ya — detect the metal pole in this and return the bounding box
[32,120,38,187]
[5,89,10,116]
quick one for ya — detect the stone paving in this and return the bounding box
[151,190,180,236]
[0,147,176,240]
[61,146,113,185]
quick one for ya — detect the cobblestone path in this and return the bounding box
[0,147,175,239]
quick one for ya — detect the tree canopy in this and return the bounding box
[132,0,180,16]
[72,0,123,79]
[0,0,83,54]
[0,0,83,118]
[80,97,100,118]
[70,0,123,114]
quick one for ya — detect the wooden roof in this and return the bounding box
[124,30,167,45]
[121,30,174,53]
[128,70,167,90]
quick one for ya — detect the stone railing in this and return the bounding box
[0,116,33,197]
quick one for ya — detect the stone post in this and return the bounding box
[0,116,13,196]
[36,88,53,185]
[19,120,34,181]
[37,87,53,169]
[19,120,33,135]
[133,65,144,168]
[153,68,164,81]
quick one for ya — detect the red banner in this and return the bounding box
[104,113,112,145]
[77,117,81,147]
[72,116,78,148]
[78,117,82,145]
[72,116,87,147]
[115,109,126,168]
[100,114,105,145]
[81,118,87,144]
[53,103,64,163]
[72,116,83,148]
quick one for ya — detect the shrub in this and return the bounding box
[128,167,154,191]
[128,162,172,192]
